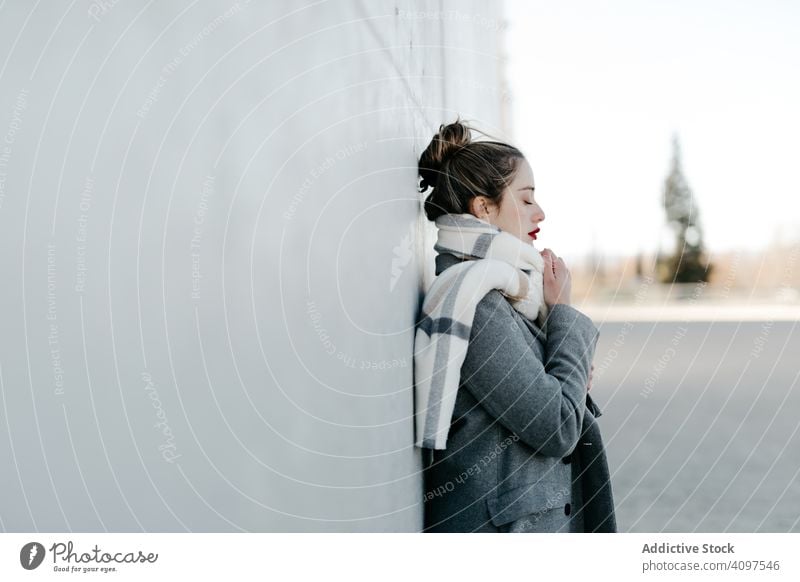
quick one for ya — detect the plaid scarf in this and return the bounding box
[414,213,548,449]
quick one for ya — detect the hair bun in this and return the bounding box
[418,117,472,192]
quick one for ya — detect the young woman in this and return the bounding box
[414,118,616,533]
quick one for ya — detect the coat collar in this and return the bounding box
[434,251,465,276]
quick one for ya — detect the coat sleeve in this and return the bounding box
[459,290,600,457]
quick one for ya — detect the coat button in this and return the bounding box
[564,503,571,516]
[562,455,571,464]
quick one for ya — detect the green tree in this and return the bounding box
[657,135,713,284]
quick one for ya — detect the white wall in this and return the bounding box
[0,0,509,532]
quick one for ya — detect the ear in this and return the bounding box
[469,196,491,220]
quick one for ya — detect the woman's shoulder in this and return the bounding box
[473,289,523,333]
[473,289,548,343]
[476,288,513,312]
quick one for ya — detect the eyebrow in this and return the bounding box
[517,186,535,191]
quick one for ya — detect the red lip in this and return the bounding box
[528,228,540,240]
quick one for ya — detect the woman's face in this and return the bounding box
[470,157,545,244]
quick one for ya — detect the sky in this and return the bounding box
[504,0,800,261]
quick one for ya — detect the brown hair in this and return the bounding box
[418,117,525,222]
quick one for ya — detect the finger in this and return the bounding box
[543,255,555,277]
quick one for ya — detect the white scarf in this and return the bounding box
[414,213,548,449]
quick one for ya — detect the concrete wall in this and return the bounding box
[0,0,510,532]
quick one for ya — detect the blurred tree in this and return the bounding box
[657,135,713,284]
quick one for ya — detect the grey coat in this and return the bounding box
[422,252,617,533]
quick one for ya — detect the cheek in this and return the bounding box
[499,202,515,222]
[508,205,523,223]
